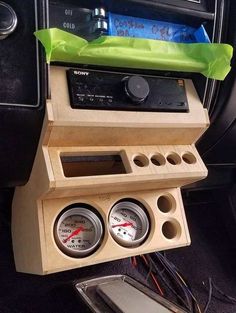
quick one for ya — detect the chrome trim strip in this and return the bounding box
[203,0,224,112]
[208,0,225,117]
[185,0,201,3]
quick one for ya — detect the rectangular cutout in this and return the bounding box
[61,154,127,177]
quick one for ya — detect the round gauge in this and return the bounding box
[109,200,150,248]
[54,205,103,258]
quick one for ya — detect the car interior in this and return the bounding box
[1,0,236,312]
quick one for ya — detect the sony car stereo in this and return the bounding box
[67,68,189,112]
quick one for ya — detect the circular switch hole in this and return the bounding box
[151,153,166,166]
[133,154,149,167]
[162,220,181,240]
[182,152,197,164]
[157,195,175,213]
[166,153,181,165]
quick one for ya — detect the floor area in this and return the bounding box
[168,192,236,313]
[0,188,236,313]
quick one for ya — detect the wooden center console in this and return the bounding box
[12,66,209,275]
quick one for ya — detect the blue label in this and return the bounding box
[108,13,210,43]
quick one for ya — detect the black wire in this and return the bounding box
[139,255,161,292]
[203,278,213,313]
[202,278,236,305]
[159,254,197,312]
[153,253,195,313]
[143,253,236,313]
[155,252,203,313]
[164,256,193,287]
[143,257,153,283]
[146,255,191,310]
[212,281,236,304]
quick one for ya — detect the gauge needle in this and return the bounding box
[63,226,85,243]
[112,222,133,228]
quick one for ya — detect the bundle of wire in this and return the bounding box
[131,252,236,313]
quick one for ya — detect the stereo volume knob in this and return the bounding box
[0,2,17,39]
[124,76,150,103]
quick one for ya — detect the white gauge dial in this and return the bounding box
[109,200,149,247]
[54,206,103,257]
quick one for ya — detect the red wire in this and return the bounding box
[132,256,138,267]
[141,254,164,296]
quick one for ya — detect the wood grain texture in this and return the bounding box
[47,66,209,146]
[13,188,190,274]
[44,144,207,198]
[12,65,209,275]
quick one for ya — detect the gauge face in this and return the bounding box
[109,201,149,247]
[54,206,103,258]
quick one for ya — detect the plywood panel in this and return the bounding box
[42,144,207,198]
[11,64,209,275]
[13,188,190,275]
[46,66,209,146]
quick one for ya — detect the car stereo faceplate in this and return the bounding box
[67,68,189,112]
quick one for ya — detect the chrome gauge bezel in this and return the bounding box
[109,200,150,248]
[54,206,103,258]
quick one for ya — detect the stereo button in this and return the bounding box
[124,76,150,103]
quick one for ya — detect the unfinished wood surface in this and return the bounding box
[43,144,207,199]
[46,66,209,146]
[12,188,190,275]
[47,124,209,147]
[12,65,209,275]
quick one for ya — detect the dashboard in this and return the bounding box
[0,0,235,187]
